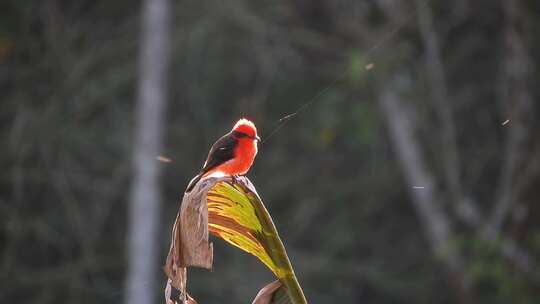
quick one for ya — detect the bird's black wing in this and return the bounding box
[201,132,238,173]
[185,132,237,192]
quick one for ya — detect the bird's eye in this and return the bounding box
[233,131,247,138]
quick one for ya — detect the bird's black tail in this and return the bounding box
[185,173,202,193]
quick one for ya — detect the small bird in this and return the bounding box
[185,118,261,192]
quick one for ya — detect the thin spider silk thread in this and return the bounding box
[261,0,430,144]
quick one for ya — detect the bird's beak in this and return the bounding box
[255,135,261,142]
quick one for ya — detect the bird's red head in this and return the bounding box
[232,118,260,141]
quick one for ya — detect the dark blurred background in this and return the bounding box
[1,0,539,303]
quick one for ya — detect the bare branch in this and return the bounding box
[377,81,472,299]
[415,0,462,200]
[485,0,535,239]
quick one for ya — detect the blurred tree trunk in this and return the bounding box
[125,0,170,304]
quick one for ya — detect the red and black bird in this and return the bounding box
[186,118,260,192]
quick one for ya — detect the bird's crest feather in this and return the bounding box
[232,118,257,137]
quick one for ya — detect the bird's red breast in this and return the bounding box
[203,118,259,177]
[205,138,257,177]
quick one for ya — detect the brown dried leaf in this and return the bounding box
[164,178,217,289]
[252,280,283,304]
[165,278,198,304]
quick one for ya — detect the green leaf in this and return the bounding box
[206,177,307,304]
[164,176,306,304]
